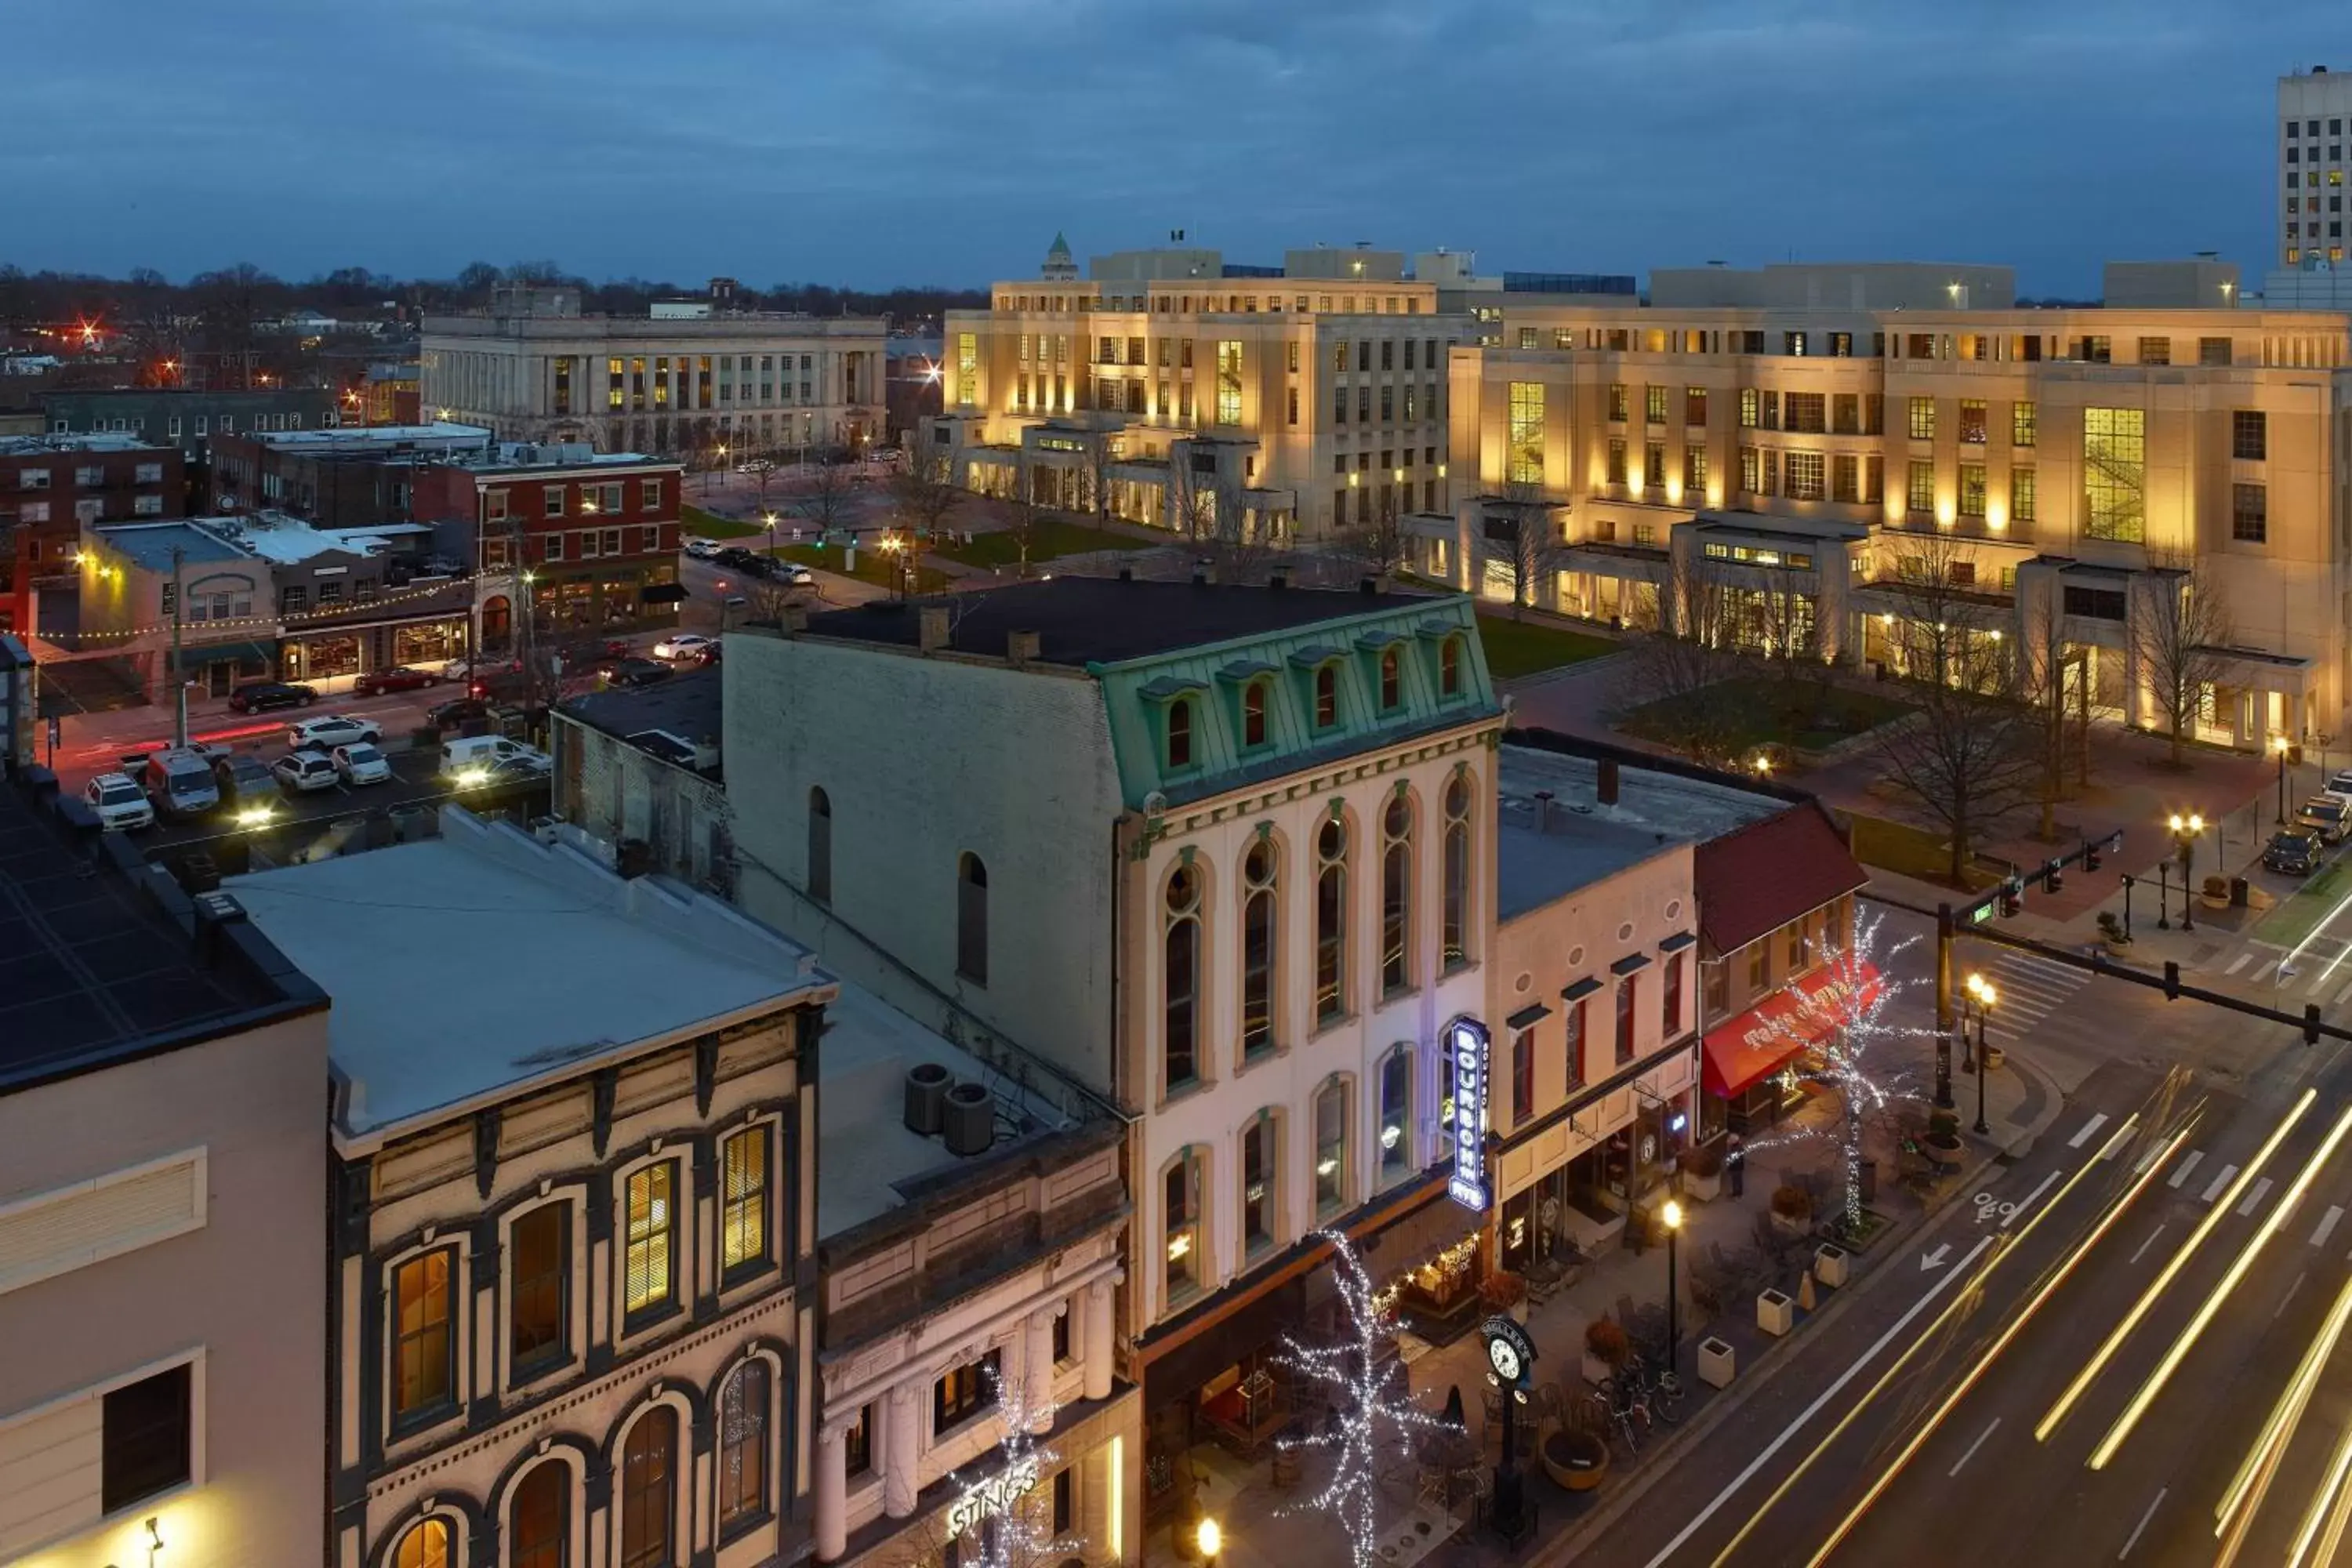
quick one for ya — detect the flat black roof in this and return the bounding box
[0,779,305,1094]
[804,578,1432,668]
[563,666,724,757]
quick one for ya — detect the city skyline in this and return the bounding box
[5,0,2343,293]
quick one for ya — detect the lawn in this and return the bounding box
[768,541,951,596]
[681,503,762,539]
[2254,854,2352,946]
[931,517,1142,572]
[1618,676,1915,756]
[1845,812,2003,891]
[1473,615,1619,681]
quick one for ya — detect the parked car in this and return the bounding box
[136,746,221,819]
[780,563,815,586]
[83,771,154,831]
[424,695,491,730]
[331,742,393,786]
[481,751,554,783]
[604,658,673,688]
[272,752,339,793]
[444,735,550,785]
[353,665,441,697]
[683,536,721,559]
[289,714,383,750]
[2266,829,2322,876]
[714,546,758,570]
[212,753,281,825]
[228,681,318,713]
[652,633,714,661]
[2323,770,2352,804]
[694,642,723,667]
[2297,796,2350,844]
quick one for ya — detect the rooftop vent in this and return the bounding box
[905,1062,951,1135]
[943,1080,996,1156]
[918,605,951,652]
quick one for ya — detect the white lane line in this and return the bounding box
[2133,1145,2160,1176]
[2314,1206,2343,1249]
[1639,1236,2000,1568]
[2227,951,2253,975]
[2278,1271,2309,1320]
[2007,1170,2063,1227]
[2119,1488,2168,1560]
[2069,1113,2112,1149]
[2202,1164,2241,1203]
[2256,960,2280,982]
[2169,1150,2206,1189]
[2130,1221,2169,1265]
[2238,1176,2276,1217]
[1949,1415,2002,1478]
[2336,978,2352,1007]
[2316,967,2339,996]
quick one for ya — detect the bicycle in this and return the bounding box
[1587,1387,1643,1458]
[1625,1356,1683,1425]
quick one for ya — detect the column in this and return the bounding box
[1083,1278,1115,1402]
[1080,1443,1117,1568]
[884,1383,920,1518]
[813,1424,848,1562]
[1025,1309,1056,1432]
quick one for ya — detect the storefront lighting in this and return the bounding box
[1316,1156,1338,1177]
[1379,1123,1402,1149]
[1166,1232,1191,1261]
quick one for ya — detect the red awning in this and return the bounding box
[1701,960,1883,1098]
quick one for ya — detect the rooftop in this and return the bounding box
[0,431,172,458]
[562,666,724,775]
[237,421,492,451]
[816,982,1076,1238]
[1497,742,1786,856]
[439,440,679,474]
[1693,805,1869,953]
[224,805,833,1147]
[0,764,314,1096]
[96,514,426,572]
[91,521,250,572]
[804,578,1436,669]
[1494,794,1683,923]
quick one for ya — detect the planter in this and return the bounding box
[1922,1132,1967,1167]
[1541,1426,1610,1491]
[1983,1045,2005,1072]
[1698,1337,1737,1389]
[1684,1167,1722,1203]
[1813,1243,1850,1288]
[2103,938,2132,959]
[1770,1208,1812,1239]
[1758,1288,1795,1337]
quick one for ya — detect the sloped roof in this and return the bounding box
[1692,803,1866,953]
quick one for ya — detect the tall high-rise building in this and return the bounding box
[2278,67,2352,267]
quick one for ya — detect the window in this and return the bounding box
[1506,382,1544,485]
[721,1127,769,1272]
[1907,460,1935,514]
[1215,340,1243,424]
[1316,816,1348,1025]
[2234,410,2267,461]
[1787,921,1806,971]
[1242,838,1277,1060]
[510,1203,568,1376]
[1958,399,1987,444]
[2201,337,2234,367]
[1738,388,1759,428]
[719,1363,771,1528]
[102,1363,191,1514]
[1685,446,1708,492]
[2083,408,2147,542]
[1684,387,1707,426]
[2137,337,2172,366]
[2234,482,2268,543]
[1314,1079,1348,1214]
[1377,647,1402,710]
[1381,793,1412,996]
[1784,452,1825,501]
[545,486,565,517]
[1646,384,1668,424]
[1832,454,1860,503]
[395,1520,452,1568]
[1563,998,1587,1089]
[1167,697,1195,768]
[1242,679,1270,747]
[1439,637,1463,698]
[844,1404,873,1477]
[808,786,831,903]
[1907,397,1936,441]
[1379,1050,1412,1180]
[2063,585,2127,621]
[1314,662,1338,728]
[1616,975,1638,1065]
[512,1464,569,1568]
[1959,464,1987,518]
[2013,466,2037,523]
[1442,773,1471,970]
[624,1163,676,1317]
[394,1250,456,1421]
[1738,445,1759,495]
[936,1348,1003,1434]
[1511,1027,1535,1123]
[620,1410,677,1568]
[1645,441,1665,488]
[957,853,989,985]
[1664,953,1684,1035]
[1606,438,1628,486]
[1784,393,1824,433]
[1243,1115,1276,1253]
[1164,864,1201,1091]
[1609,384,1628,422]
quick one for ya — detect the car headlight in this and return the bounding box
[456,768,487,786]
[238,805,274,826]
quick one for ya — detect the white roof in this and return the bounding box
[225,807,832,1146]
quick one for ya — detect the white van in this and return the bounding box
[441,735,547,782]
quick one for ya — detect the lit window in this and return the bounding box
[721,1127,768,1272]
[624,1163,675,1316]
[394,1250,456,1420]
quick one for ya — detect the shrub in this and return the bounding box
[1928,1107,1961,1141]
[2204,874,2229,900]
[2097,910,2129,942]
[1681,1145,1726,1179]
[1770,1184,1812,1220]
[1479,1271,1526,1309]
[1584,1317,1631,1365]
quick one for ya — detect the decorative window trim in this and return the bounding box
[499,1188,587,1391]
[381,1236,469,1446]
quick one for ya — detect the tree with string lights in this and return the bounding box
[1274,1229,1457,1568]
[881,1366,1079,1568]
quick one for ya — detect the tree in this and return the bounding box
[890,442,963,549]
[1339,495,1413,581]
[2131,549,2235,768]
[2016,588,2086,840]
[190,263,282,388]
[1613,554,1748,766]
[1475,480,1566,620]
[794,460,858,544]
[872,1367,1080,1568]
[997,494,1044,579]
[1173,452,1286,585]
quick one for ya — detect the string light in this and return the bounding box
[1274,1229,1455,1568]
[47,568,485,647]
[937,1366,1081,1568]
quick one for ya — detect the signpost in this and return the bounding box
[1446,1016,1492,1213]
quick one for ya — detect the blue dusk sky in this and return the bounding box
[4,0,2339,293]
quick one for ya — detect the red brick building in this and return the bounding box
[2,434,183,632]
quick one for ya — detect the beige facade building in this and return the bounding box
[2281,67,2352,268]
[423,285,887,460]
[1423,263,2352,750]
[0,769,331,1568]
[931,238,1469,543]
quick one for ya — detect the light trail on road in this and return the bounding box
[2036,1088,2316,1443]
[2212,1271,2352,1566]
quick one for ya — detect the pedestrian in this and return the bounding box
[1727,1132,1747,1198]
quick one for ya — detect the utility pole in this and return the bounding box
[169,544,188,748]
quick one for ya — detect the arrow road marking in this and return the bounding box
[1921,1243,1952,1272]
[2169,1150,2205,1189]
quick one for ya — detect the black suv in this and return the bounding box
[2266,829,2321,876]
[426,695,493,730]
[228,681,317,713]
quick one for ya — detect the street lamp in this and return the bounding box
[2274,734,2292,824]
[1661,1200,1683,1370]
[761,510,779,560]
[1196,1517,1221,1568]
[1963,974,1998,1137]
[2168,812,2205,932]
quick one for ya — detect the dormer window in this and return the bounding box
[1440,637,1463,698]
[1167,698,1196,768]
[1243,680,1270,749]
[1378,647,1402,711]
[1314,664,1339,728]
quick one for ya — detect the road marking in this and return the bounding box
[2278,1271,2308,1320]
[2314,1206,2344,1249]
[2069,1113,2111,1149]
[2317,967,2340,996]
[2118,1488,2167,1560]
[2130,1222,2169,1265]
[1949,1415,2002,1478]
[2228,951,2253,975]
[2169,1150,2205,1189]
[1638,1236,1998,1568]
[2202,1164,2240,1203]
[2256,961,2280,982]
[2336,978,2352,1007]
[2132,1144,2160,1175]
[2238,1176,2276,1217]
[2007,1170,2062,1227]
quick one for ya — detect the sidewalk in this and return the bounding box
[1185,1045,2060,1568]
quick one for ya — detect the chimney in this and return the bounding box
[1269,568,1289,590]
[782,605,810,633]
[1191,560,1212,586]
[1005,629,1041,667]
[693,738,720,771]
[1597,757,1621,806]
[1118,565,1135,583]
[1532,789,1554,833]
[1359,575,1380,596]
[918,606,950,652]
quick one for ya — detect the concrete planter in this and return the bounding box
[1814,1243,1850,1288]
[1683,1167,1722,1203]
[1698,1337,1737,1389]
[1758,1288,1795,1336]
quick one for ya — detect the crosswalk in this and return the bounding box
[2218,939,2352,1007]
[2071,1111,2352,1253]
[1973,949,2096,1044]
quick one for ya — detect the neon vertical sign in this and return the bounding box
[1446,1015,1492,1211]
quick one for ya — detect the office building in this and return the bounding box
[2280,67,2352,267]
[40,387,341,466]
[2,433,184,633]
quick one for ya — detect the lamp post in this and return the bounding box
[1661,1200,1682,1370]
[1963,973,1998,1137]
[2274,735,2292,824]
[2169,812,2205,933]
[1196,1516,1221,1568]
[2121,873,2135,940]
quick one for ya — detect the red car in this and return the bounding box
[353,665,443,697]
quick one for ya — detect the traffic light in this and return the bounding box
[2044,861,2065,895]
[2308,1004,2323,1047]
[2165,960,2181,1000]
[2001,878,2024,918]
[2083,840,2102,873]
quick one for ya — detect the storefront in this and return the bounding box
[281,611,471,694]
[176,638,277,698]
[1701,960,1882,1134]
[531,563,682,631]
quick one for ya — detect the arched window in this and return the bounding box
[1240,839,1277,1061]
[1164,864,1201,1091]
[956,853,989,986]
[1443,773,1472,970]
[719,1362,771,1528]
[394,1520,451,1568]
[1378,1047,1413,1182]
[1164,1152,1202,1300]
[1313,1079,1349,1217]
[620,1407,677,1568]
[1243,679,1271,748]
[1381,793,1413,996]
[1439,635,1462,698]
[1314,662,1339,728]
[808,787,832,904]
[1315,817,1347,1025]
[1378,647,1402,710]
[511,1462,569,1568]
[1167,698,1195,768]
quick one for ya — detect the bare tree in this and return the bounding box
[190,262,281,389]
[2015,588,2085,840]
[1613,556,1748,766]
[1173,454,1286,585]
[1475,480,1566,620]
[793,461,858,544]
[997,494,1045,579]
[1339,499,1413,582]
[2131,549,2235,768]
[890,441,963,548]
